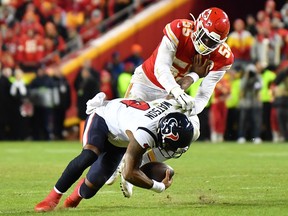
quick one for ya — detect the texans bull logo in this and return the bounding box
[161,118,179,141]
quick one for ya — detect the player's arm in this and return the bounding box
[155,36,195,110]
[154,35,179,93]
[188,42,234,115]
[122,130,172,192]
[190,70,226,115]
[178,55,212,91]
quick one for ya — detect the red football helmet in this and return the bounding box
[192,7,230,55]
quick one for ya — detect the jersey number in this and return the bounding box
[218,43,231,58]
[121,100,150,111]
[182,21,193,37]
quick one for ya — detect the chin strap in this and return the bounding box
[189,13,196,22]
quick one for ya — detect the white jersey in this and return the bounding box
[95,98,200,149]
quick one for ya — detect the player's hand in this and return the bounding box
[170,86,195,110]
[162,169,173,189]
[191,54,212,78]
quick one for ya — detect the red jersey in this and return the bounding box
[17,35,45,63]
[212,77,231,104]
[142,19,234,89]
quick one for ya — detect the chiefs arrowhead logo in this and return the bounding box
[201,9,212,21]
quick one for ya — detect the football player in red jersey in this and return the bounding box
[110,7,235,197]
[126,7,234,114]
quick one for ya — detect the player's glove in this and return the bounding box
[86,92,106,115]
[170,86,195,110]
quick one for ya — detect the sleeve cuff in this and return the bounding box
[185,72,199,83]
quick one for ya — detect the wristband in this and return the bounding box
[185,72,199,83]
[151,180,165,193]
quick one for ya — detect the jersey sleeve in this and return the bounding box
[190,71,226,115]
[163,19,184,48]
[157,19,194,93]
[154,36,180,93]
[133,125,158,149]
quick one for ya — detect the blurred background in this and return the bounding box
[0,0,287,144]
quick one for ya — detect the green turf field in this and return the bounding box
[0,141,288,216]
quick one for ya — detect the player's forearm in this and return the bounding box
[154,36,179,93]
[191,71,225,115]
[177,76,194,91]
[123,170,154,189]
[123,133,155,190]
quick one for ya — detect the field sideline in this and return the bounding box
[0,141,288,216]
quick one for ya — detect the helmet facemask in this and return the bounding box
[192,21,226,55]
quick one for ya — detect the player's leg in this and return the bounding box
[34,148,98,212]
[237,108,248,143]
[34,113,108,212]
[64,142,126,208]
[105,83,135,186]
[105,155,125,185]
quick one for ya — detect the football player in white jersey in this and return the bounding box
[34,92,200,212]
[108,7,235,197]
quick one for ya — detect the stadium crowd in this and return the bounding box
[0,0,154,140]
[206,0,288,143]
[0,0,288,143]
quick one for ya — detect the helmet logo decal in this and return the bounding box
[161,118,179,141]
[201,9,212,21]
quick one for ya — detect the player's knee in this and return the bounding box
[78,149,97,167]
[79,182,97,199]
[68,149,97,171]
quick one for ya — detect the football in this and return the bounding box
[140,162,174,182]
